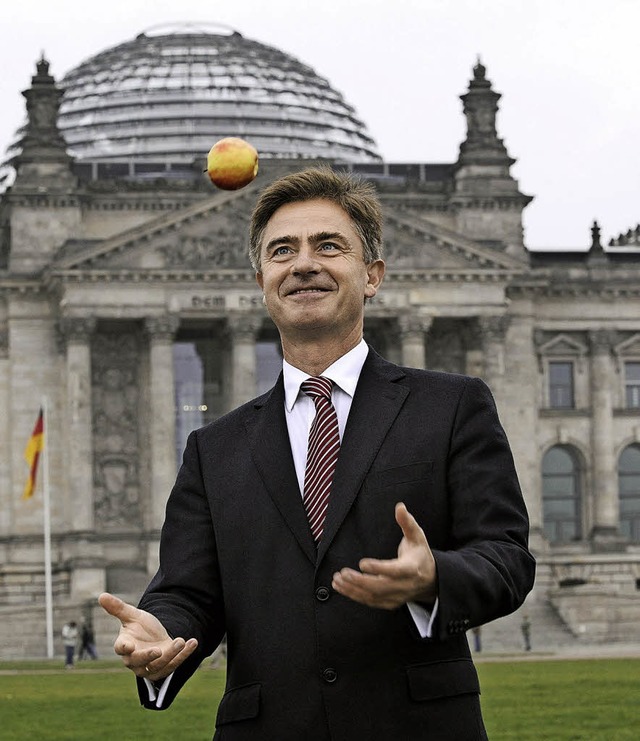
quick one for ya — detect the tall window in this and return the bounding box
[172,329,282,468]
[542,446,582,543]
[624,362,640,409]
[619,445,640,541]
[548,361,574,408]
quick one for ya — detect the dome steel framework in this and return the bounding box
[55,24,381,168]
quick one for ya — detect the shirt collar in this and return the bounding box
[283,339,369,412]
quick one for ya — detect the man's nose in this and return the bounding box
[290,246,320,274]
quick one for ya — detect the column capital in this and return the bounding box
[478,315,510,343]
[589,329,617,354]
[145,314,180,341]
[226,312,264,340]
[58,317,96,343]
[397,314,433,337]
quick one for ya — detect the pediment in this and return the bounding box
[615,333,640,357]
[53,185,259,272]
[52,182,527,275]
[537,333,588,357]
[382,210,526,272]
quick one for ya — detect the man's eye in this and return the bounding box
[273,246,291,256]
[319,242,338,251]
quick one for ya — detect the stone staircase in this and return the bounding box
[472,596,577,655]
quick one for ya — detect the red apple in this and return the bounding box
[206,137,259,190]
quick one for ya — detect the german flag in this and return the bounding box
[22,409,44,500]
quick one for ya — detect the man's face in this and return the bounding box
[256,199,385,345]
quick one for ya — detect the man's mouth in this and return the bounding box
[287,287,330,296]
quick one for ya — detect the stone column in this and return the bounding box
[478,315,510,400]
[59,317,96,532]
[227,313,263,410]
[398,315,433,369]
[145,315,180,532]
[589,330,619,543]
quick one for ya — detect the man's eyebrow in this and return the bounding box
[264,231,350,252]
[310,231,351,246]
[264,235,300,252]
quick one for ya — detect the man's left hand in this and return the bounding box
[331,502,438,609]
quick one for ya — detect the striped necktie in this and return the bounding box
[301,376,340,542]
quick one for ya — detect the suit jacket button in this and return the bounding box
[322,668,337,683]
[315,586,330,602]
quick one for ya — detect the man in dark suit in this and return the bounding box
[100,167,535,740]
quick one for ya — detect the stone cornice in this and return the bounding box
[44,267,519,286]
[0,277,44,294]
[508,281,640,299]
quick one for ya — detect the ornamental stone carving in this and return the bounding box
[226,313,264,341]
[91,329,141,529]
[478,315,510,344]
[397,315,433,337]
[589,329,617,354]
[145,315,180,341]
[58,317,97,344]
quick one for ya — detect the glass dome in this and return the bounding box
[55,23,381,166]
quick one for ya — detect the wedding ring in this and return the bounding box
[145,665,150,673]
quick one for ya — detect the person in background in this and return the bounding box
[100,167,535,740]
[78,618,98,660]
[521,614,532,652]
[61,620,78,669]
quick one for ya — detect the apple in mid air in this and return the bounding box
[206,137,259,190]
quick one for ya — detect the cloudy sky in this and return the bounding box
[2,0,638,249]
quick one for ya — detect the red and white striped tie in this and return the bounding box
[301,376,340,543]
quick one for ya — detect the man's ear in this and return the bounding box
[256,271,264,290]
[364,259,385,298]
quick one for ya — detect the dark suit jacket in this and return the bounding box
[138,348,535,740]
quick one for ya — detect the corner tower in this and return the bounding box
[452,60,532,256]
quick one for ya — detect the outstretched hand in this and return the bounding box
[331,502,438,609]
[98,592,198,682]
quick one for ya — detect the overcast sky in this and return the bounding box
[2,0,638,249]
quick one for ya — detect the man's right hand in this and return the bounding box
[98,592,198,682]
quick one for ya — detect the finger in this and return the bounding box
[146,638,199,681]
[359,557,408,577]
[332,571,401,609]
[98,592,140,624]
[395,502,426,543]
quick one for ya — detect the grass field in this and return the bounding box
[1,658,638,740]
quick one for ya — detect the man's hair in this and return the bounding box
[248,166,384,270]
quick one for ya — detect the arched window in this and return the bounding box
[542,446,582,543]
[618,445,640,542]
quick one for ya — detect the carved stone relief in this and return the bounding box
[156,212,250,269]
[91,328,141,529]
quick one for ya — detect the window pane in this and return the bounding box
[542,446,581,544]
[548,362,574,409]
[543,447,575,475]
[618,444,640,543]
[625,362,640,382]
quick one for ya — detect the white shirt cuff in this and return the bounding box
[407,598,439,638]
[143,672,174,708]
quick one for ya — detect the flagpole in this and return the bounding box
[41,396,54,659]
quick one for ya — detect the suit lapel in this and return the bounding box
[244,375,317,565]
[317,350,409,562]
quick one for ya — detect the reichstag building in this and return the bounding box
[1,25,639,656]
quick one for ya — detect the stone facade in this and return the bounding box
[1,57,640,657]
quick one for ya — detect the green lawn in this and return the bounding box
[478,658,640,740]
[0,658,638,740]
